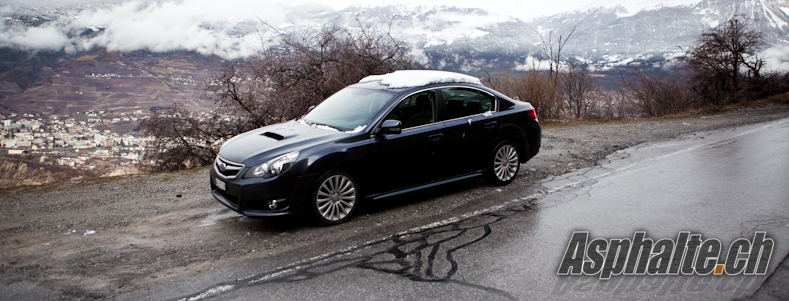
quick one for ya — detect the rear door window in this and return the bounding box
[442,88,496,120]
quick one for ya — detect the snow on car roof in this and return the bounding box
[359,70,482,88]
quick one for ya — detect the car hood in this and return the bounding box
[218,119,350,164]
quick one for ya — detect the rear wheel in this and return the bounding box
[486,141,520,185]
[312,171,358,225]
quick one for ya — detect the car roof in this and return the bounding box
[348,81,489,96]
[358,70,482,89]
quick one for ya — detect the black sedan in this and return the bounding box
[210,70,540,225]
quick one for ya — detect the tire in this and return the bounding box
[311,170,359,225]
[486,141,520,186]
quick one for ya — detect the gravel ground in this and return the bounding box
[1,104,788,299]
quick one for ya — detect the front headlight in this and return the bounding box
[244,150,300,178]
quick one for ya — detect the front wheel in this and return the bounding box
[311,171,359,225]
[486,141,520,185]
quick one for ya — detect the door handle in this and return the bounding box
[484,121,497,129]
[428,133,443,141]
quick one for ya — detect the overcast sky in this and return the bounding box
[318,0,703,20]
[8,0,703,20]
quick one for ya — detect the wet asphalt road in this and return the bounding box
[119,118,789,301]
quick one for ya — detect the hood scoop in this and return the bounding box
[262,132,285,141]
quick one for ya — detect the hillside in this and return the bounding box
[0,154,93,188]
[0,49,222,118]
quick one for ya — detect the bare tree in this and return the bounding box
[560,58,602,119]
[540,27,576,87]
[495,27,577,120]
[234,20,418,124]
[684,16,765,105]
[204,62,279,127]
[464,49,495,89]
[141,21,420,171]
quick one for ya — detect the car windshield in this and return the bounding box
[302,87,395,131]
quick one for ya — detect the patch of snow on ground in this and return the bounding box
[360,70,481,88]
[199,209,241,227]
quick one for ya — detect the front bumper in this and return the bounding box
[209,163,315,219]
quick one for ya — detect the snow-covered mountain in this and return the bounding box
[1,0,788,71]
[521,0,789,68]
[321,0,789,70]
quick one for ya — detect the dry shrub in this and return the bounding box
[621,70,698,117]
[581,90,627,120]
[496,64,622,121]
[140,103,250,170]
[746,71,789,101]
[495,70,563,120]
[755,91,789,105]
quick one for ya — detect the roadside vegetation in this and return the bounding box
[112,16,789,171]
[141,21,420,171]
[493,16,789,122]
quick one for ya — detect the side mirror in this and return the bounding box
[375,119,402,135]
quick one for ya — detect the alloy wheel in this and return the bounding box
[315,174,357,222]
[493,144,519,182]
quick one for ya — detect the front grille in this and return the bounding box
[215,156,244,179]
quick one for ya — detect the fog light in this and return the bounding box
[268,199,278,210]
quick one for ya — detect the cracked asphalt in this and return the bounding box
[1,105,788,300]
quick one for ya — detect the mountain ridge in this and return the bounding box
[0,0,787,72]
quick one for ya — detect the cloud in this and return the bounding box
[0,23,69,50]
[760,44,789,72]
[514,55,551,71]
[404,10,512,46]
[1,0,293,58]
[3,0,520,60]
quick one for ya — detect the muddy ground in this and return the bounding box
[2,104,788,300]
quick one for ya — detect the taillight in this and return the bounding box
[526,108,538,122]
